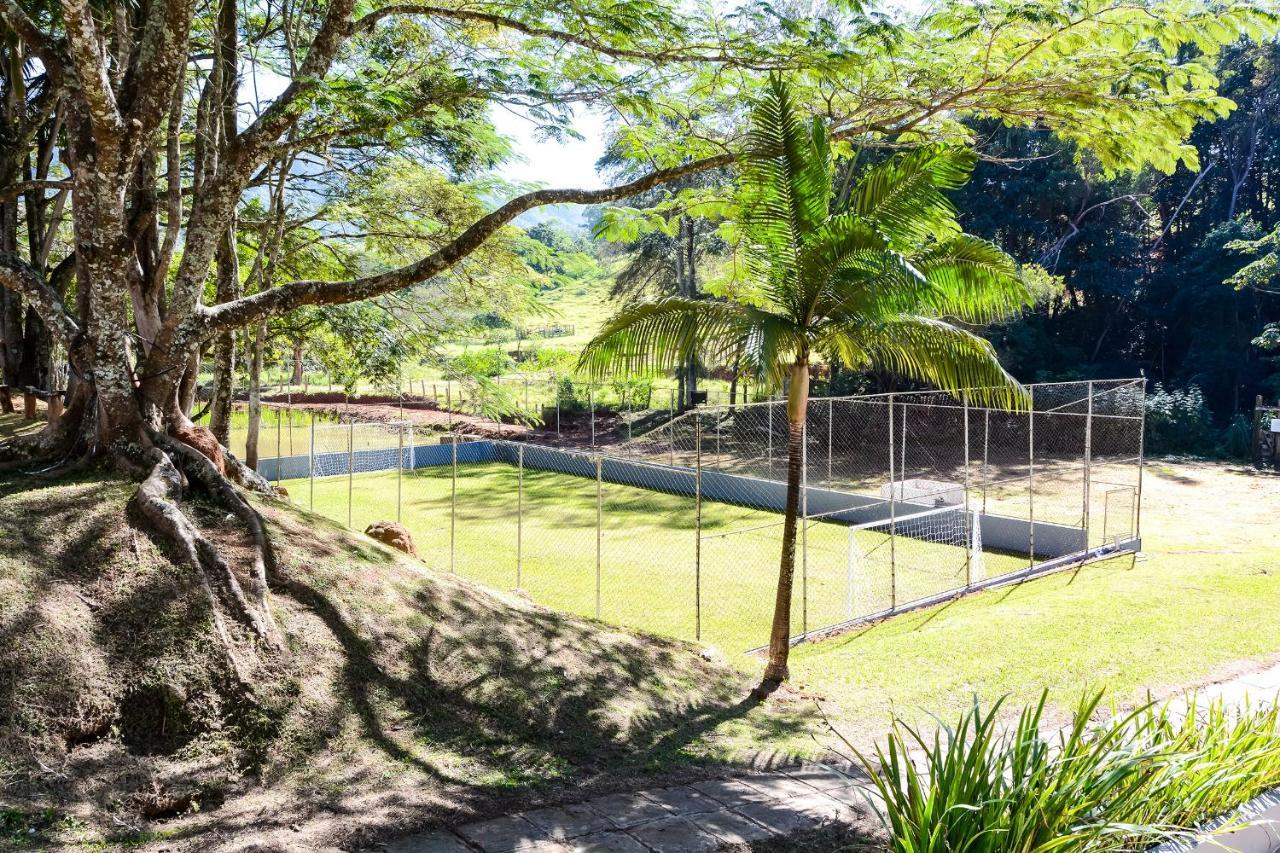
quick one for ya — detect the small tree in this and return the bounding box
[580,77,1031,692]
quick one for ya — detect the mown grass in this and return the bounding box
[284,463,1030,654]
[291,458,1280,759]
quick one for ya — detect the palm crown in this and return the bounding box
[579,75,1030,689]
[580,75,1031,411]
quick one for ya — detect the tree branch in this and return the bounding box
[0,253,82,346]
[353,5,758,67]
[59,0,125,140]
[201,153,735,331]
[0,179,74,203]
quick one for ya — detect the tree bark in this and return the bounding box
[759,359,809,692]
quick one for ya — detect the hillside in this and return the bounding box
[0,466,796,851]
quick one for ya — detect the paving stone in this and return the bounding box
[589,792,674,828]
[690,807,775,844]
[738,773,820,800]
[639,785,720,816]
[782,764,859,792]
[626,816,721,853]
[522,803,617,839]
[1241,666,1280,690]
[824,782,877,810]
[731,799,820,835]
[383,829,474,852]
[564,831,651,853]
[790,792,859,823]
[691,779,773,808]
[457,815,552,852]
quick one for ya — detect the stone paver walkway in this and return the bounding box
[383,660,1280,853]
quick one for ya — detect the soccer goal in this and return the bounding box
[839,503,985,620]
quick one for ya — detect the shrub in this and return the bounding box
[849,691,1280,853]
[1145,383,1216,455]
[450,348,512,379]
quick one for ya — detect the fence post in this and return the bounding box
[767,400,774,477]
[695,415,702,641]
[523,378,529,413]
[1135,380,1146,539]
[590,387,596,448]
[309,412,315,511]
[347,418,354,529]
[595,453,603,620]
[888,393,896,610]
[1028,385,1036,566]
[982,408,990,515]
[275,408,282,488]
[1083,380,1093,546]
[408,422,415,471]
[963,394,972,587]
[555,377,561,436]
[827,397,833,484]
[801,418,808,637]
[450,436,457,573]
[517,443,523,590]
[396,422,403,523]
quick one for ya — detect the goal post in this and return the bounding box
[842,504,984,618]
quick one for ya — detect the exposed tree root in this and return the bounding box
[152,432,280,645]
[131,448,262,689]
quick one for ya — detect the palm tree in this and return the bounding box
[579,76,1030,693]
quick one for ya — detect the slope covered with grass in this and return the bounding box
[0,462,799,850]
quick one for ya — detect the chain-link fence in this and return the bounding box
[259,379,1145,652]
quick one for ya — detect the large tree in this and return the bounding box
[0,0,1272,662]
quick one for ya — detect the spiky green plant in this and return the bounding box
[846,691,1280,853]
[579,74,1030,689]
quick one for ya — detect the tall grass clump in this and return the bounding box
[845,691,1280,852]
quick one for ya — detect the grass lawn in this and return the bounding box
[284,463,1031,653]
[290,456,1280,757]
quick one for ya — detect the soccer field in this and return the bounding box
[283,463,1030,651]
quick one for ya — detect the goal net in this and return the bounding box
[839,504,985,619]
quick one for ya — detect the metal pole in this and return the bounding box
[1083,380,1093,545]
[695,417,702,641]
[309,412,315,511]
[555,377,561,436]
[590,388,596,447]
[275,408,282,488]
[888,394,896,610]
[595,453,603,619]
[450,436,457,573]
[517,444,523,589]
[801,419,808,637]
[347,419,354,528]
[668,389,676,466]
[827,397,833,484]
[1028,386,1036,567]
[396,422,403,523]
[963,395,972,587]
[1135,380,1146,540]
[768,400,774,477]
[982,408,990,515]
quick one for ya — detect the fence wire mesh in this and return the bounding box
[265,378,1144,652]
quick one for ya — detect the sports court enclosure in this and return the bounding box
[263,379,1145,653]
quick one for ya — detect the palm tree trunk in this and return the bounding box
[759,360,809,691]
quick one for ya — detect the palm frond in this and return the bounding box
[911,235,1031,323]
[577,297,760,380]
[843,146,975,246]
[831,315,1029,410]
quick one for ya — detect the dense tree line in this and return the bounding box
[953,42,1280,433]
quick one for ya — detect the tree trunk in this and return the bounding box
[290,341,304,385]
[245,320,265,469]
[759,359,809,692]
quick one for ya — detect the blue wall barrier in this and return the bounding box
[262,438,1090,558]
